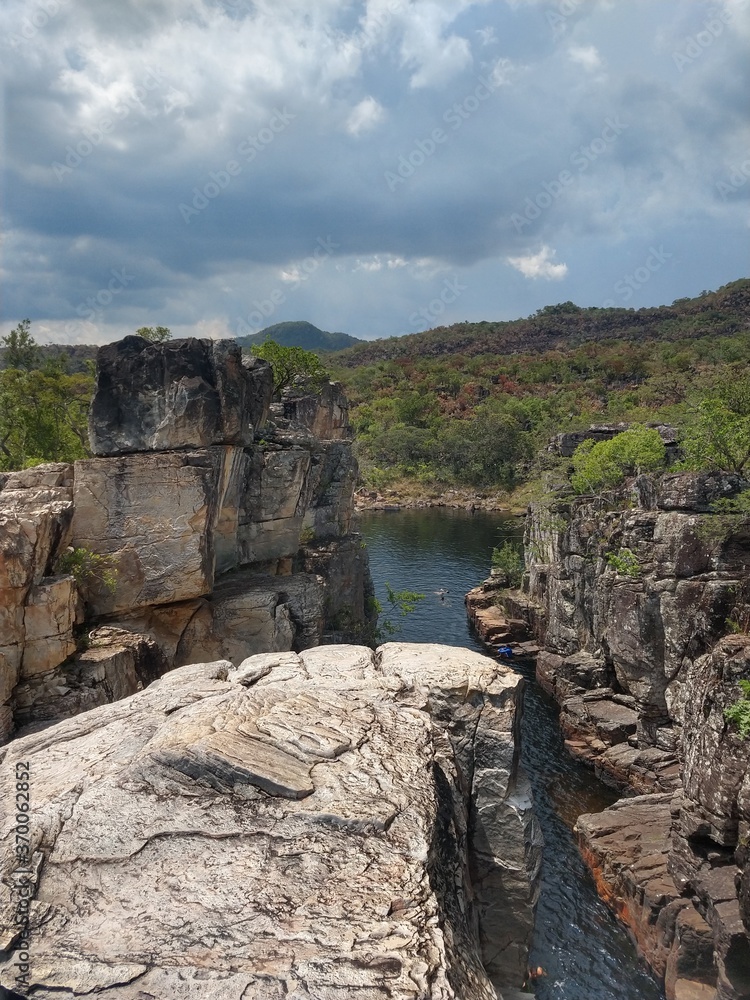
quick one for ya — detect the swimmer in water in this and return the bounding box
[434,588,449,601]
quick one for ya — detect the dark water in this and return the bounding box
[359,507,665,1000]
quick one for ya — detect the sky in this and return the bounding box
[1,0,749,345]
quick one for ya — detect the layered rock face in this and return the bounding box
[516,471,750,1000]
[0,643,540,999]
[0,337,374,740]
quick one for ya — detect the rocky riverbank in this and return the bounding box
[466,471,750,1000]
[0,642,540,999]
[354,484,519,513]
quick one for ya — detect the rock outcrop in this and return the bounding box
[0,337,374,741]
[509,470,750,1000]
[0,643,540,999]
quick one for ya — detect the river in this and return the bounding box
[359,507,665,1000]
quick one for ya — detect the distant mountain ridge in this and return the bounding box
[330,278,750,367]
[236,321,362,352]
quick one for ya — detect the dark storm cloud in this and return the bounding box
[1,0,748,341]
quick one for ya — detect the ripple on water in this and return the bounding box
[359,508,665,1000]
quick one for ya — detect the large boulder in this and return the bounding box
[71,449,234,615]
[88,337,272,455]
[0,643,539,999]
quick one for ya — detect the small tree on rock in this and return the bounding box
[252,339,328,397]
[136,326,172,343]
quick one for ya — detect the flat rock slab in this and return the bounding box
[0,643,539,1000]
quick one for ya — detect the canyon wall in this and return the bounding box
[0,336,373,742]
[514,471,750,1000]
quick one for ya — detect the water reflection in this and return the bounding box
[359,507,665,1000]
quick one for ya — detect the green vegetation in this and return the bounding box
[251,340,330,397]
[0,322,93,470]
[327,278,750,493]
[606,547,641,577]
[491,540,525,587]
[724,680,750,739]
[2,319,39,370]
[570,426,667,494]
[680,371,750,473]
[136,326,172,343]
[374,582,426,639]
[55,547,118,593]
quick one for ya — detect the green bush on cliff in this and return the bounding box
[570,426,667,494]
[681,371,750,474]
[491,540,524,587]
[606,547,640,577]
[725,680,750,739]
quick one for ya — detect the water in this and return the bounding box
[359,507,665,1000]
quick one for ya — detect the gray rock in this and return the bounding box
[0,644,537,999]
[88,337,271,454]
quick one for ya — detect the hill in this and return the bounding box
[237,321,362,353]
[326,277,750,494]
[330,278,750,367]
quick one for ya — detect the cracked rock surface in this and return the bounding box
[0,643,539,1000]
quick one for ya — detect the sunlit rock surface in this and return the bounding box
[0,643,540,999]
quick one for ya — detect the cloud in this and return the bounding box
[345,97,385,136]
[0,0,746,341]
[507,246,569,280]
[568,45,603,71]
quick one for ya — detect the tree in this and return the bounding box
[571,426,666,494]
[0,365,93,470]
[136,326,172,343]
[252,339,329,397]
[681,372,750,473]
[2,319,39,370]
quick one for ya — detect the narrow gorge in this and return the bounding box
[469,458,750,1000]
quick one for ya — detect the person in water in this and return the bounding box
[434,588,449,602]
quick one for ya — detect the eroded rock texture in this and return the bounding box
[0,643,540,999]
[88,336,272,454]
[516,471,750,1000]
[0,338,374,741]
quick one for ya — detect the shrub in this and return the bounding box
[725,680,750,739]
[491,540,524,587]
[570,426,667,494]
[681,371,750,473]
[56,547,118,593]
[606,547,640,577]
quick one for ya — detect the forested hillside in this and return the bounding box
[328,278,750,493]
